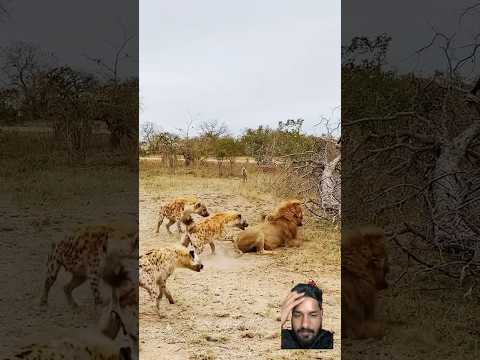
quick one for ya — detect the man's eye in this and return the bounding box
[292,312,301,318]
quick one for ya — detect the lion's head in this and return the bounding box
[266,199,303,226]
[342,225,388,290]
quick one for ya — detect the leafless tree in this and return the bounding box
[199,119,228,138]
[0,41,57,120]
[276,115,341,224]
[84,21,136,84]
[0,0,11,22]
[343,22,480,291]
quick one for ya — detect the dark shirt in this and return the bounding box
[281,328,334,349]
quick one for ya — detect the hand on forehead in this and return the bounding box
[293,295,321,312]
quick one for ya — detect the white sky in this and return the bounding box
[140,0,340,136]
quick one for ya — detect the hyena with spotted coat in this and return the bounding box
[180,211,248,255]
[156,197,209,235]
[139,243,203,310]
[40,224,138,308]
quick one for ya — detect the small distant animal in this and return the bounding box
[241,166,248,183]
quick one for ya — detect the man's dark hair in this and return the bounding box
[291,283,323,306]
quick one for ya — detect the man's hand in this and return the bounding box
[280,291,305,328]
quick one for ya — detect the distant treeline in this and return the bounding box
[140,118,339,166]
[0,41,138,162]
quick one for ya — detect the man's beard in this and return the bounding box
[293,327,319,347]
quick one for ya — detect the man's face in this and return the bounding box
[291,297,322,347]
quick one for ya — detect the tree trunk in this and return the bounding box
[431,121,480,255]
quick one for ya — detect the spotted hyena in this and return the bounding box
[180,211,248,255]
[40,224,138,308]
[156,197,209,235]
[139,243,203,310]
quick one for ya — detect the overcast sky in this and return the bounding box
[0,0,138,80]
[140,0,340,136]
[343,0,480,77]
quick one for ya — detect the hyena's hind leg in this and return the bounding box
[40,247,62,306]
[140,268,159,306]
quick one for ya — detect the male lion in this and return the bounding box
[341,225,389,339]
[234,199,303,254]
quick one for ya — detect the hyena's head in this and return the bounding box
[230,213,248,230]
[98,280,138,360]
[184,239,203,272]
[180,233,204,264]
[193,202,209,217]
[180,210,195,227]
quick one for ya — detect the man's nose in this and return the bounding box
[301,315,311,328]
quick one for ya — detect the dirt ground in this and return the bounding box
[0,166,137,357]
[139,167,341,360]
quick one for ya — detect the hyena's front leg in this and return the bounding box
[176,220,184,234]
[157,276,174,305]
[165,219,176,234]
[156,278,165,309]
[63,274,87,308]
[156,213,165,233]
[87,263,104,306]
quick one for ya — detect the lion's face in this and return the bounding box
[275,201,303,226]
[285,204,303,226]
[366,233,389,290]
[370,255,389,290]
[293,206,303,226]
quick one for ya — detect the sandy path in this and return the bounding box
[139,176,341,360]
